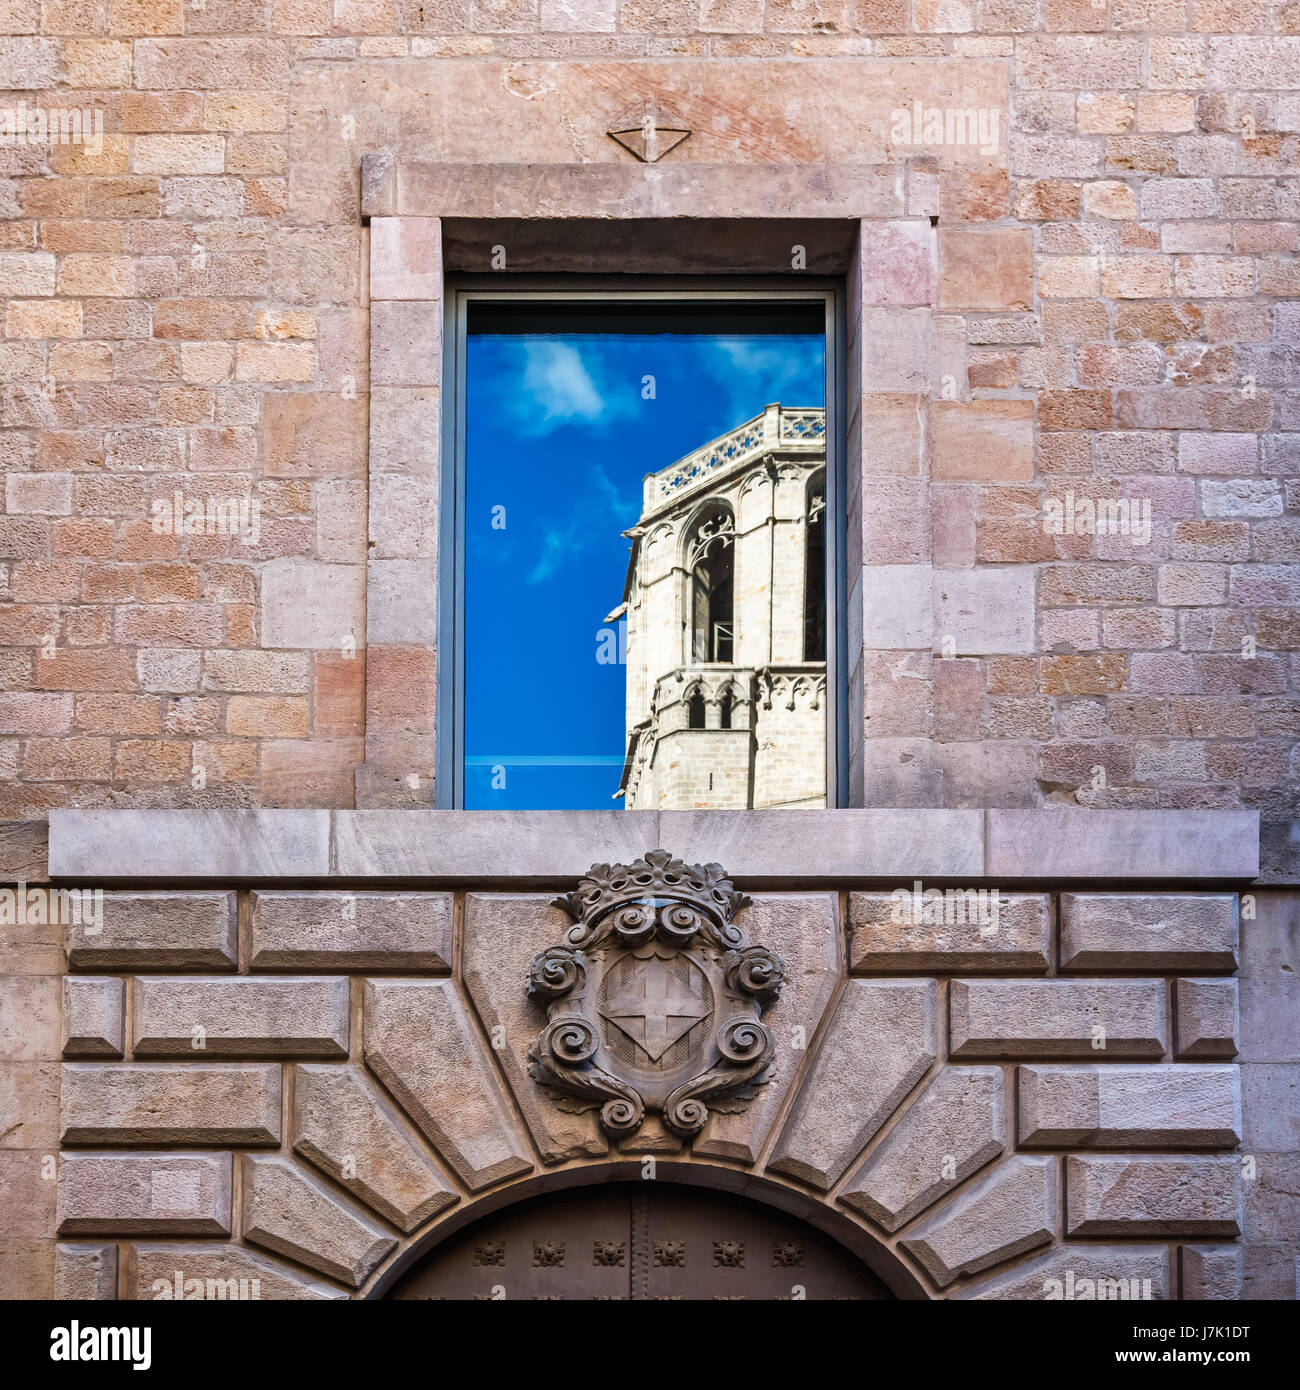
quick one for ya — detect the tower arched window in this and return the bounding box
[685,504,735,664]
[804,475,826,662]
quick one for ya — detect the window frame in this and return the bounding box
[439,278,848,810]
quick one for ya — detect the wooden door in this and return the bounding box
[388,1183,891,1301]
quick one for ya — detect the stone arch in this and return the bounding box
[361,1159,927,1299]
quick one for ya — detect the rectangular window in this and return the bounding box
[441,286,844,811]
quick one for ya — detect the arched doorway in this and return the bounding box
[387,1183,894,1301]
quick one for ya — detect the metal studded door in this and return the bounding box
[388,1184,892,1300]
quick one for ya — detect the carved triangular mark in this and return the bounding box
[608,126,691,163]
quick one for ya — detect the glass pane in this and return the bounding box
[463,300,827,811]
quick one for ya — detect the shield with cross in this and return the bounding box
[526,851,786,1142]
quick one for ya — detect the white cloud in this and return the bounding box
[518,341,608,433]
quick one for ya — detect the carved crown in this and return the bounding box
[552,848,751,929]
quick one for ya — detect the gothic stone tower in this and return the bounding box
[614,403,827,810]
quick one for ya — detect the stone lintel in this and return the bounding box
[45,808,1259,886]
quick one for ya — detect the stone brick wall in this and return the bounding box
[0,4,1292,879]
[6,847,1293,1300]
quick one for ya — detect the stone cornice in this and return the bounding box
[47,808,1260,886]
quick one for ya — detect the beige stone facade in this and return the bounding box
[0,0,1295,1309]
[620,404,827,810]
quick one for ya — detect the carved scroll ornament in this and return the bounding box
[527,850,784,1141]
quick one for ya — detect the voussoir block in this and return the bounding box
[841,1066,1007,1232]
[900,1155,1058,1289]
[292,1065,458,1233]
[768,979,937,1191]
[363,979,533,1192]
[241,1155,396,1289]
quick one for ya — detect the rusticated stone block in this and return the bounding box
[134,1243,347,1301]
[769,979,937,1191]
[950,980,1167,1058]
[62,977,123,1058]
[61,1064,280,1146]
[1180,1244,1243,1300]
[462,894,606,1165]
[901,1155,1058,1288]
[293,1065,457,1233]
[66,892,236,971]
[57,1153,232,1235]
[54,1243,118,1299]
[1066,1156,1243,1236]
[960,1244,1170,1301]
[363,979,532,1192]
[1018,1065,1241,1148]
[1175,978,1239,1059]
[841,1067,1006,1232]
[849,892,1050,972]
[250,892,452,971]
[1060,893,1238,970]
[241,1155,395,1289]
[132,978,348,1058]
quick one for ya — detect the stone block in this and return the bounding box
[985,809,1259,881]
[293,1064,457,1233]
[370,301,440,387]
[334,809,658,880]
[61,1063,281,1146]
[901,1155,1057,1288]
[1175,978,1239,1058]
[241,1155,395,1288]
[260,558,364,650]
[949,980,1167,1058]
[132,978,349,1058]
[66,892,235,972]
[369,217,441,301]
[250,891,453,970]
[960,1244,1170,1300]
[849,891,1050,972]
[0,1062,60,1149]
[1180,1244,1243,1301]
[841,1067,1006,1232]
[62,977,124,1058]
[0,977,59,1060]
[934,568,1036,655]
[861,565,933,649]
[51,811,330,881]
[932,400,1034,482]
[54,1243,118,1300]
[1066,1156,1243,1236]
[1018,1065,1241,1148]
[1060,893,1238,970]
[56,1153,232,1235]
[769,979,937,1191]
[134,1243,347,1300]
[363,979,532,1192]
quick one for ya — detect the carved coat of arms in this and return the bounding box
[527,850,784,1140]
